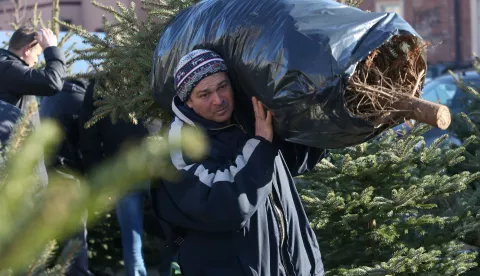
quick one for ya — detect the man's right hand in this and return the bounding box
[252,97,273,142]
[35,28,58,49]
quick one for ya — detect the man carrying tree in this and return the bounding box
[153,49,327,276]
[0,27,66,127]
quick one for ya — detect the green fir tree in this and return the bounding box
[57,0,198,126]
[298,124,480,275]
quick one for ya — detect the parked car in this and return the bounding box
[392,70,480,146]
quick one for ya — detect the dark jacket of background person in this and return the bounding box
[78,80,150,173]
[40,79,94,276]
[79,80,167,274]
[40,79,89,172]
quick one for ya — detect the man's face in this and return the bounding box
[23,43,42,68]
[186,72,235,124]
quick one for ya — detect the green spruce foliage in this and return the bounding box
[57,0,198,126]
[298,126,480,275]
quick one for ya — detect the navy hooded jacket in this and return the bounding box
[153,96,326,276]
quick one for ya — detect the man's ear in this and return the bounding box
[21,45,30,59]
[186,98,194,108]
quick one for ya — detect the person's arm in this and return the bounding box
[5,47,66,96]
[5,28,65,97]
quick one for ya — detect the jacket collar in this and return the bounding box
[0,49,28,66]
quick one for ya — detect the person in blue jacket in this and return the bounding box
[153,49,327,276]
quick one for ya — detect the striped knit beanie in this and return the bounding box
[174,49,228,101]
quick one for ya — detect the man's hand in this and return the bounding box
[35,28,58,49]
[252,97,273,142]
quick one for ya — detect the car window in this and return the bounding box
[422,81,457,105]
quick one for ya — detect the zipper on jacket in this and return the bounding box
[208,116,247,134]
[269,192,291,276]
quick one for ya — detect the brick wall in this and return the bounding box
[358,0,472,66]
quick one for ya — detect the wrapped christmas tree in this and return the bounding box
[151,0,450,149]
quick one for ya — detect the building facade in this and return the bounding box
[0,0,146,32]
[359,0,480,73]
[2,0,480,74]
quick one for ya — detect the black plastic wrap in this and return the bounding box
[151,0,422,149]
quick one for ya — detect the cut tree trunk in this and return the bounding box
[393,96,451,130]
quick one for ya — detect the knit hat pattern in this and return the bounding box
[174,49,228,101]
